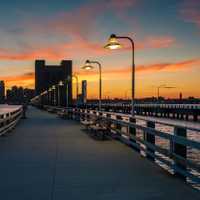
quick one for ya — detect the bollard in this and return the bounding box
[145,121,155,161]
[173,126,187,181]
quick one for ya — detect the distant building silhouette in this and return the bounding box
[35,60,72,106]
[0,81,5,104]
[180,92,182,100]
[6,86,35,104]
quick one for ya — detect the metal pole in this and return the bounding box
[58,85,60,107]
[66,82,68,108]
[90,61,102,111]
[73,75,79,107]
[54,89,56,106]
[117,36,135,116]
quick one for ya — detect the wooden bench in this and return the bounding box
[58,109,68,119]
[81,117,109,140]
[88,124,107,140]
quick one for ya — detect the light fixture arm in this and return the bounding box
[115,36,135,115]
[88,60,102,111]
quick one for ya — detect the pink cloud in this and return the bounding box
[107,0,137,11]
[0,1,176,61]
[78,58,200,76]
[180,0,200,28]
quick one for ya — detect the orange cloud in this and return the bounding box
[1,58,199,98]
[0,35,176,61]
[0,0,176,62]
[0,72,34,89]
[1,58,199,88]
[77,58,200,77]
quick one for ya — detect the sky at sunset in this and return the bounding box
[0,0,200,99]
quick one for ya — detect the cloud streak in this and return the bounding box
[0,35,176,61]
[0,0,176,61]
[3,57,197,83]
[78,58,200,76]
[180,0,200,28]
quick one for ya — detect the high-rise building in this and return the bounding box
[35,60,72,106]
[0,81,5,104]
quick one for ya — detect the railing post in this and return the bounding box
[86,110,91,122]
[76,108,81,121]
[82,109,86,121]
[116,115,122,136]
[173,126,187,180]
[128,117,140,152]
[145,121,155,161]
[106,113,112,134]
[129,117,136,140]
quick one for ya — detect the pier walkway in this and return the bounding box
[0,107,199,200]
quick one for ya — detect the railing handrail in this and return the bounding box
[0,106,23,136]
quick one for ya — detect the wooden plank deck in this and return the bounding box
[0,106,199,200]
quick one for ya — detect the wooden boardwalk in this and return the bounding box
[0,107,199,200]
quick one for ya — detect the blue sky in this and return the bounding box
[0,0,199,98]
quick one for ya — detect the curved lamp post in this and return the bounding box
[82,60,102,110]
[58,81,64,107]
[157,85,176,100]
[52,85,56,106]
[72,74,79,101]
[104,34,135,116]
[48,88,52,105]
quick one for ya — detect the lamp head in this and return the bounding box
[104,34,122,50]
[49,88,52,92]
[59,81,64,86]
[52,85,56,90]
[82,60,94,70]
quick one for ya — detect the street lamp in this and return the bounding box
[157,85,176,100]
[58,81,64,107]
[105,34,135,116]
[52,85,56,106]
[48,88,52,105]
[72,74,79,102]
[82,60,102,110]
[65,76,72,108]
[157,85,166,99]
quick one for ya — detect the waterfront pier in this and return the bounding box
[0,106,199,199]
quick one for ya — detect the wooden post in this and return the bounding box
[173,126,187,180]
[145,121,155,161]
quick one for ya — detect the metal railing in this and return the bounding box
[42,105,200,188]
[0,106,23,136]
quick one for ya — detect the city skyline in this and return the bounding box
[0,0,200,98]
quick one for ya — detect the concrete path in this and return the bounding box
[0,107,199,200]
